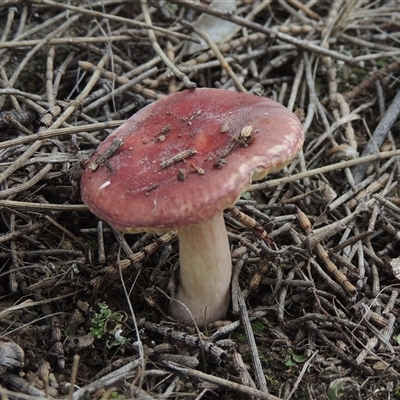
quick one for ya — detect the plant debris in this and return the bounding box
[0,1,400,399]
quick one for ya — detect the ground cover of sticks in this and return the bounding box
[0,1,400,399]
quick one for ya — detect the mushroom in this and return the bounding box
[81,88,304,325]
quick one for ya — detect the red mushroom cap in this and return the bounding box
[81,88,303,232]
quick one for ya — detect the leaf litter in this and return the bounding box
[0,1,400,399]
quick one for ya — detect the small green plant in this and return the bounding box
[376,58,387,69]
[110,390,126,399]
[89,302,130,348]
[232,331,247,343]
[251,321,265,334]
[285,352,308,367]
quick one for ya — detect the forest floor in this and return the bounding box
[1,1,400,399]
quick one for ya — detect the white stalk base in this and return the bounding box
[168,213,232,325]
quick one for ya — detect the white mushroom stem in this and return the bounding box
[168,213,232,325]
